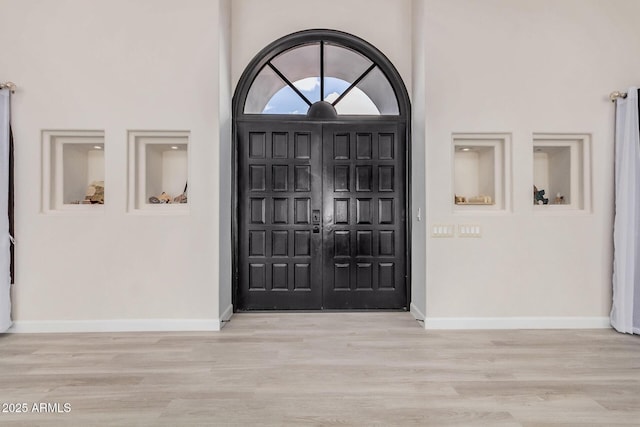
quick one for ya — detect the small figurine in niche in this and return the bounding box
[173,193,187,203]
[84,180,104,204]
[147,193,171,203]
[533,185,549,205]
[148,182,188,204]
[468,195,493,205]
[173,182,188,204]
[554,192,565,204]
[158,192,171,203]
[454,194,466,204]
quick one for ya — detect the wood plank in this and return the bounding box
[1,313,639,425]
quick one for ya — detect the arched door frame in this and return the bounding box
[232,28,412,309]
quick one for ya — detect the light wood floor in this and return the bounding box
[1,313,639,426]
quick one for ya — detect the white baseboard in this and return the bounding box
[410,302,425,322]
[220,304,234,329]
[7,319,221,333]
[5,315,612,333]
[423,316,611,330]
[0,320,11,334]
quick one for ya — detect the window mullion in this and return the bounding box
[330,63,376,107]
[267,63,312,107]
[320,41,325,101]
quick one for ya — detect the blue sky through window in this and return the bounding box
[264,77,367,114]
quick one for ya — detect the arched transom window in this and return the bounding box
[244,41,400,116]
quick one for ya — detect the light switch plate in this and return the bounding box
[431,224,455,238]
[458,224,482,237]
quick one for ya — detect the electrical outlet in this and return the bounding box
[431,224,455,238]
[458,224,482,238]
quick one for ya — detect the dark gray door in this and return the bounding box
[237,120,406,310]
[322,123,406,309]
[237,121,323,310]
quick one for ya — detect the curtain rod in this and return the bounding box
[0,81,16,93]
[2,82,634,102]
[610,91,627,102]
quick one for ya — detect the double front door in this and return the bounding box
[237,120,406,310]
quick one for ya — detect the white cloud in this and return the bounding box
[294,77,320,92]
[325,92,339,103]
[326,89,379,115]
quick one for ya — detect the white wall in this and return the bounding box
[1,0,222,328]
[2,0,637,330]
[218,0,233,322]
[411,0,427,319]
[231,0,413,93]
[421,0,640,322]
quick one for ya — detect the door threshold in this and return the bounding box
[235,308,408,313]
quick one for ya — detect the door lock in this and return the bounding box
[312,210,321,225]
[313,226,320,233]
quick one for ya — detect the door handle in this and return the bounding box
[313,226,320,233]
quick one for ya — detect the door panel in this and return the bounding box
[322,123,406,309]
[237,121,406,310]
[237,122,323,310]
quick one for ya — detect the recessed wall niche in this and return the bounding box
[533,133,590,211]
[452,133,511,212]
[128,130,189,213]
[42,130,105,213]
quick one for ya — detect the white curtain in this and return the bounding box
[611,87,640,335]
[0,88,11,333]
